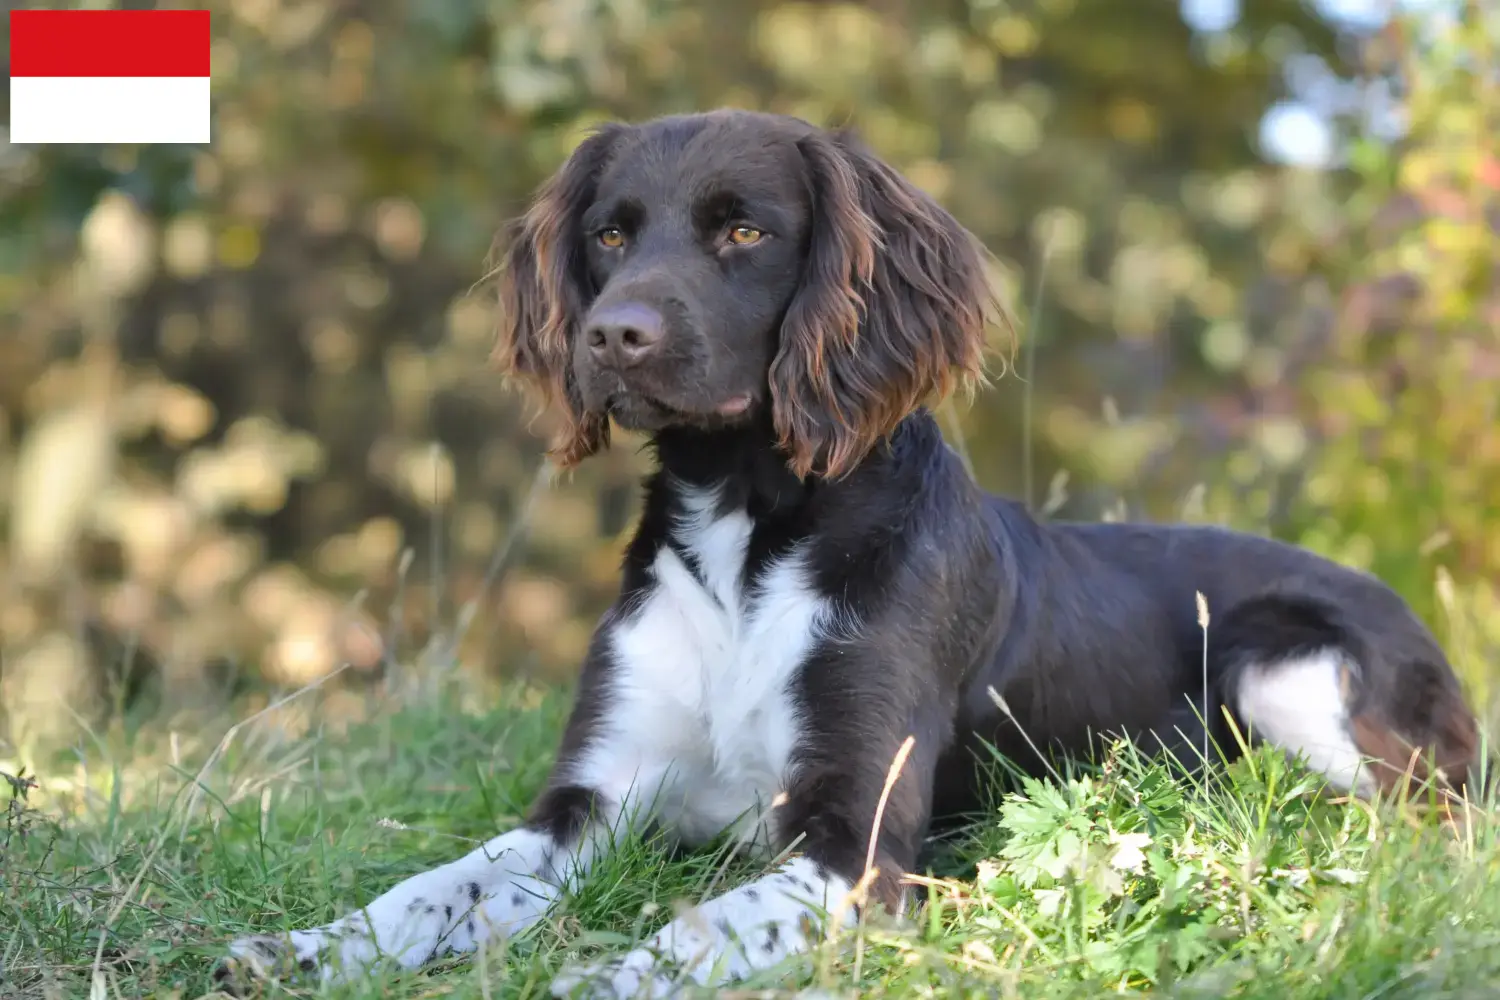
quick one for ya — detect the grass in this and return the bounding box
[4,429,1499,999]
[4,659,1500,1000]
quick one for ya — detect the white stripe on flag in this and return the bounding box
[9,77,210,144]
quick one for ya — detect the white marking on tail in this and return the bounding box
[1234,648,1377,796]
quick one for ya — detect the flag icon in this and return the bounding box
[8,9,211,145]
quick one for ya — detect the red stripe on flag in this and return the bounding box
[10,10,210,78]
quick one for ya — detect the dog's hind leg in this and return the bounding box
[1217,592,1478,798]
[1232,645,1384,795]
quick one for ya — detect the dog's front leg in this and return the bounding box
[218,781,628,987]
[552,715,937,999]
[217,627,649,989]
[548,853,859,1000]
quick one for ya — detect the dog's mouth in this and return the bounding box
[713,394,754,417]
[604,390,757,429]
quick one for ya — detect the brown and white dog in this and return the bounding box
[221,110,1478,997]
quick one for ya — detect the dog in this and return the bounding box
[220,109,1479,997]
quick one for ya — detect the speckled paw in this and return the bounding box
[550,948,687,999]
[213,933,324,991]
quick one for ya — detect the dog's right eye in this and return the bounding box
[597,227,625,249]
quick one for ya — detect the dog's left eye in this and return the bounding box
[726,225,764,246]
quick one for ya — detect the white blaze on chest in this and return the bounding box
[580,484,833,849]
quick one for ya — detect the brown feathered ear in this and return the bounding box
[771,128,1000,479]
[492,125,626,468]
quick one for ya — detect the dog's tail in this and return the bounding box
[1211,591,1479,800]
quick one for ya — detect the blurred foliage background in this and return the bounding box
[0,0,1496,753]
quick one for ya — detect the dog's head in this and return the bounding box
[493,109,1001,478]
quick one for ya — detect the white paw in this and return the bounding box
[218,903,443,986]
[215,928,343,987]
[550,948,681,999]
[550,857,854,998]
[217,886,551,987]
[216,829,565,987]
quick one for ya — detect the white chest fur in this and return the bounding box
[571,484,835,851]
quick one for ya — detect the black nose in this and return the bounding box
[585,303,666,369]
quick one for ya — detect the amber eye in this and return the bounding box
[598,227,625,249]
[727,225,763,246]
